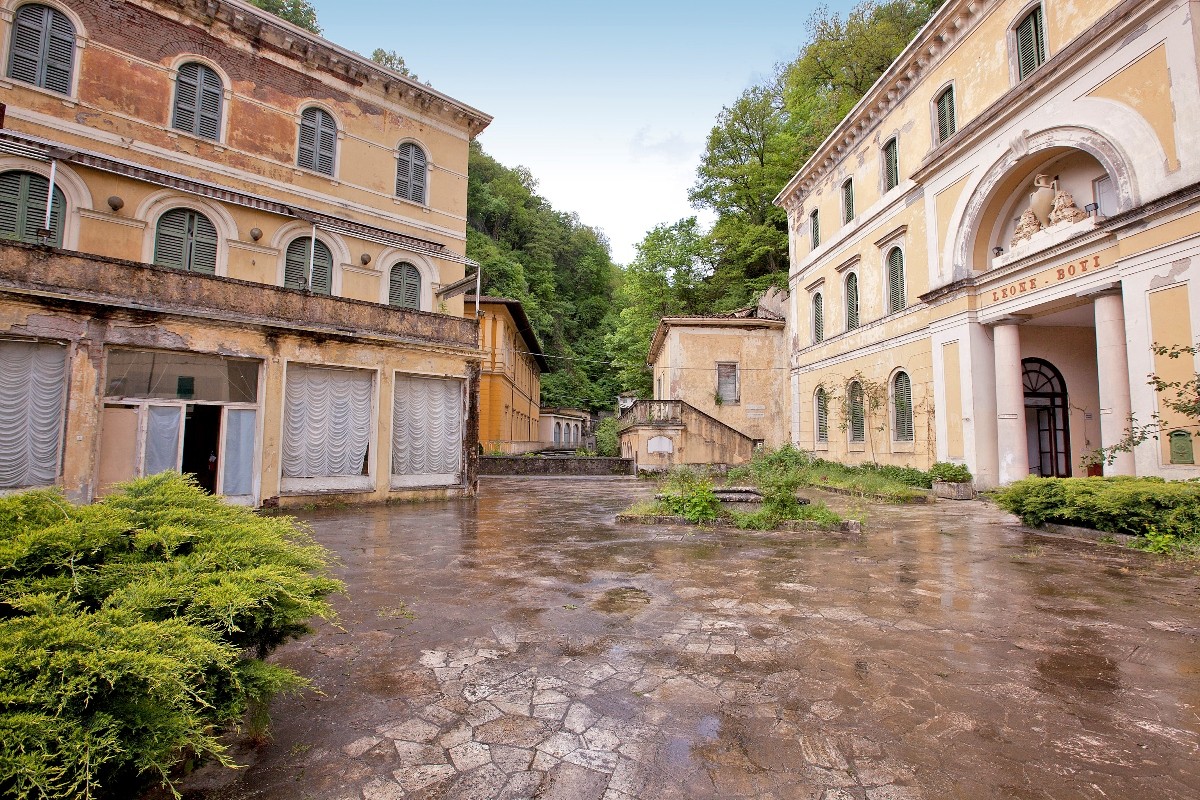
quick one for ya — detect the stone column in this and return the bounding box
[993,322,1029,484]
[1093,290,1135,475]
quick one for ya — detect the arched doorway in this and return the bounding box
[1023,358,1071,477]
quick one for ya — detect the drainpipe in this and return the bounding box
[43,158,57,233]
[308,223,317,291]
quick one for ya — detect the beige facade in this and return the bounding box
[777,0,1200,487]
[540,408,590,450]
[0,0,490,504]
[465,297,546,455]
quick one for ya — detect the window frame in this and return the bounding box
[882,138,900,193]
[848,380,866,444]
[811,291,824,345]
[283,235,335,295]
[933,83,957,145]
[1011,4,1047,83]
[5,2,78,97]
[892,370,914,444]
[387,261,422,310]
[0,168,65,246]
[395,140,428,204]
[279,361,378,494]
[296,105,339,177]
[885,246,906,315]
[844,271,860,331]
[715,362,740,405]
[842,178,855,225]
[814,387,829,447]
[810,209,821,249]
[170,60,226,142]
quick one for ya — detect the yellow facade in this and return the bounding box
[0,0,490,504]
[778,0,1200,486]
[465,297,545,454]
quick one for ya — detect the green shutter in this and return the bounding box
[811,210,820,248]
[842,180,854,224]
[0,170,63,246]
[888,248,905,314]
[173,63,223,140]
[297,110,318,171]
[389,262,421,309]
[1017,7,1045,80]
[284,238,309,289]
[310,240,332,294]
[846,273,859,330]
[189,212,218,273]
[937,87,956,142]
[154,208,189,269]
[7,5,74,94]
[894,372,914,441]
[884,139,899,191]
[816,389,828,443]
[396,143,427,203]
[849,382,865,442]
[812,293,824,344]
[298,108,335,174]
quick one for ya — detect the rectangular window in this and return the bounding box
[936,87,956,143]
[1016,7,1046,80]
[883,139,899,192]
[392,375,464,488]
[105,350,258,403]
[842,179,855,224]
[716,363,739,404]
[0,339,66,488]
[282,365,373,490]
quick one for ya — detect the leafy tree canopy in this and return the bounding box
[371,48,418,81]
[246,0,320,33]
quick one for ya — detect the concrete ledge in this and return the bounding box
[480,456,635,476]
[1037,522,1136,545]
[615,513,860,534]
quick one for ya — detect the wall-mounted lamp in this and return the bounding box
[249,227,263,241]
[360,253,371,265]
[1084,203,1099,215]
[992,246,1004,257]
[106,195,124,212]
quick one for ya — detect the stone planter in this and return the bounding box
[932,480,975,500]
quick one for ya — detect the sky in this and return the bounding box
[319,1,828,265]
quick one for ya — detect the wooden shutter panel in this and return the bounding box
[395,145,411,199]
[0,172,24,240]
[811,211,820,248]
[284,238,309,289]
[1017,8,1044,80]
[297,109,318,171]
[410,147,426,203]
[8,5,47,87]
[850,382,865,442]
[43,7,74,94]
[154,208,189,270]
[816,389,828,442]
[196,66,222,140]
[894,372,914,441]
[888,248,905,314]
[0,171,62,246]
[846,273,859,330]
[842,180,854,223]
[388,262,421,309]
[300,109,337,176]
[189,212,218,274]
[937,88,956,142]
[173,63,199,136]
[884,140,899,191]
[310,239,332,294]
[812,293,824,344]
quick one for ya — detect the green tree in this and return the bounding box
[370,49,418,81]
[246,0,320,33]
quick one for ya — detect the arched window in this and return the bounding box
[172,62,223,140]
[886,247,906,314]
[0,170,64,245]
[154,208,218,273]
[848,381,865,443]
[1015,6,1046,80]
[882,138,899,192]
[297,107,337,175]
[554,422,561,445]
[845,273,859,331]
[812,292,824,344]
[7,4,75,95]
[815,387,829,444]
[893,371,913,441]
[388,262,421,310]
[284,237,333,294]
[395,142,427,203]
[842,178,855,224]
[810,209,820,248]
[935,86,956,143]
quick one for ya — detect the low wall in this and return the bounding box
[480,456,635,476]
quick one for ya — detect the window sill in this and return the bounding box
[848,441,866,453]
[891,439,915,453]
[814,442,829,451]
[281,475,375,494]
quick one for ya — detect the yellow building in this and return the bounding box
[776,0,1200,487]
[465,296,546,454]
[0,0,491,505]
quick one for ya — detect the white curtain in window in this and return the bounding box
[283,366,372,478]
[222,408,255,495]
[0,340,66,488]
[143,405,182,475]
[392,375,462,481]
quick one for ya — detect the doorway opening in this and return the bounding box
[1023,357,1071,477]
[181,404,222,493]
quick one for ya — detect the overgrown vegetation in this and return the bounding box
[0,474,341,799]
[658,468,723,524]
[994,476,1200,555]
[930,462,973,483]
[594,417,620,457]
[727,445,932,502]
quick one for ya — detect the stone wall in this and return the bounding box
[480,457,635,477]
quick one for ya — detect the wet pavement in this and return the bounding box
[185,477,1200,800]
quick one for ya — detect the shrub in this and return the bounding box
[594,417,620,457]
[929,462,973,483]
[994,476,1200,547]
[659,467,722,524]
[0,474,342,799]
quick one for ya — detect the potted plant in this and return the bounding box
[930,461,974,500]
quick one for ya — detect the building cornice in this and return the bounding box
[647,316,785,365]
[135,0,492,136]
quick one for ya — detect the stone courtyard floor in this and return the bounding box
[182,477,1200,800]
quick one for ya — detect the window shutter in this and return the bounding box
[284,238,310,289]
[43,7,73,94]
[842,180,854,224]
[189,211,218,274]
[396,143,428,203]
[888,248,905,314]
[389,262,421,309]
[310,239,332,294]
[175,63,224,140]
[1017,8,1045,80]
[196,66,222,140]
[298,108,335,174]
[395,145,411,199]
[846,273,859,330]
[811,210,820,248]
[172,63,199,136]
[0,172,25,240]
[7,5,74,94]
[884,140,899,191]
[849,382,865,442]
[154,208,189,270]
[297,109,318,171]
[0,171,63,246]
[816,389,828,443]
[410,147,426,203]
[937,88,956,142]
[894,372,914,441]
[812,293,824,344]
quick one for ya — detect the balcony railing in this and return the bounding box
[617,400,683,432]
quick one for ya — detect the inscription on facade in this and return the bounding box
[983,250,1114,306]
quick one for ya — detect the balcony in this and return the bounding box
[617,400,683,432]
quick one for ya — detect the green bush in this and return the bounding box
[594,417,620,458]
[929,462,973,483]
[994,476,1200,547]
[659,467,722,524]
[0,474,342,798]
